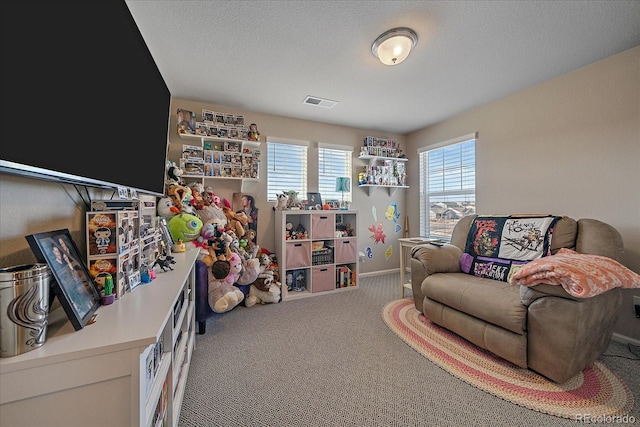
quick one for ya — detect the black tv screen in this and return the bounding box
[0,1,171,197]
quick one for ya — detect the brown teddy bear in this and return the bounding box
[222,207,249,237]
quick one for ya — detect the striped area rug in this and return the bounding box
[383,299,634,420]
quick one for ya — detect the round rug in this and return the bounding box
[383,299,634,419]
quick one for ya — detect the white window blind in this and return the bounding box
[318,144,353,203]
[266,138,308,201]
[418,134,476,239]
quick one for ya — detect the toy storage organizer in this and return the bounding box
[275,210,358,300]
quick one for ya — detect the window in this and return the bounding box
[318,143,353,204]
[266,137,308,201]
[418,133,476,240]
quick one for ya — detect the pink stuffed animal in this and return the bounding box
[208,259,244,313]
[226,253,243,286]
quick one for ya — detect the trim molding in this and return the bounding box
[359,268,399,278]
[611,332,640,347]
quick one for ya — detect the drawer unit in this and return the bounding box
[311,266,335,293]
[285,241,311,269]
[311,213,335,239]
[334,238,357,264]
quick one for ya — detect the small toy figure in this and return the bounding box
[153,255,174,272]
[94,227,111,254]
[248,123,260,141]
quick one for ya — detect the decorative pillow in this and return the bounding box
[460,215,560,282]
[509,248,640,298]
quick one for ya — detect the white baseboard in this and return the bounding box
[612,332,640,347]
[359,268,399,278]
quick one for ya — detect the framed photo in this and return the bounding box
[157,217,174,252]
[307,192,323,208]
[25,229,101,331]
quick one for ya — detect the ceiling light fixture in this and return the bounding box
[371,27,418,66]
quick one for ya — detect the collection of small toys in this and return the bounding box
[285,222,308,240]
[86,209,141,298]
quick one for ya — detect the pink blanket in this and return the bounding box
[509,248,640,298]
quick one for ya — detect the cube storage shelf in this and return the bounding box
[275,210,358,300]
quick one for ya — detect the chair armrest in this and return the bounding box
[410,244,462,311]
[519,283,578,306]
[410,244,463,276]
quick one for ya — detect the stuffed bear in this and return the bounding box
[208,259,244,313]
[222,207,248,237]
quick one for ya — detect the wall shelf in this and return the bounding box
[357,154,408,195]
[358,184,409,196]
[174,130,261,188]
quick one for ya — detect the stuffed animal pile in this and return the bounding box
[158,163,281,313]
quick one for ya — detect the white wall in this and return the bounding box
[406,46,640,340]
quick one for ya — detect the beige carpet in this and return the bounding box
[178,273,639,426]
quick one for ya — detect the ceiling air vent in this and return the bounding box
[303,95,338,109]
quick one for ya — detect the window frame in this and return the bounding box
[318,143,353,204]
[418,133,476,240]
[266,137,309,202]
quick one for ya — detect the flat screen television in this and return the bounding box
[0,1,171,197]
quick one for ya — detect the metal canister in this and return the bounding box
[0,263,51,357]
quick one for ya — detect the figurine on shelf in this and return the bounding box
[248,123,260,142]
[173,239,186,253]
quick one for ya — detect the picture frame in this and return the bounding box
[25,229,101,331]
[307,192,323,209]
[157,217,174,252]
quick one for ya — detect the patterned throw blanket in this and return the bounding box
[509,248,640,297]
[460,215,560,282]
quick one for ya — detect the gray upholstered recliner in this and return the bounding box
[410,215,624,383]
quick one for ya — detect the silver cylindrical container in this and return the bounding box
[0,263,51,357]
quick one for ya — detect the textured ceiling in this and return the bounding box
[125,0,640,135]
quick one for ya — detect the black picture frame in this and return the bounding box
[307,192,323,209]
[26,229,101,331]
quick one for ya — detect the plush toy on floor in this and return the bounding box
[208,259,244,313]
[245,253,281,307]
[234,256,262,304]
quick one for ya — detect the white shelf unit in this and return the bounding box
[275,210,358,301]
[176,133,260,191]
[0,249,199,427]
[358,155,408,195]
